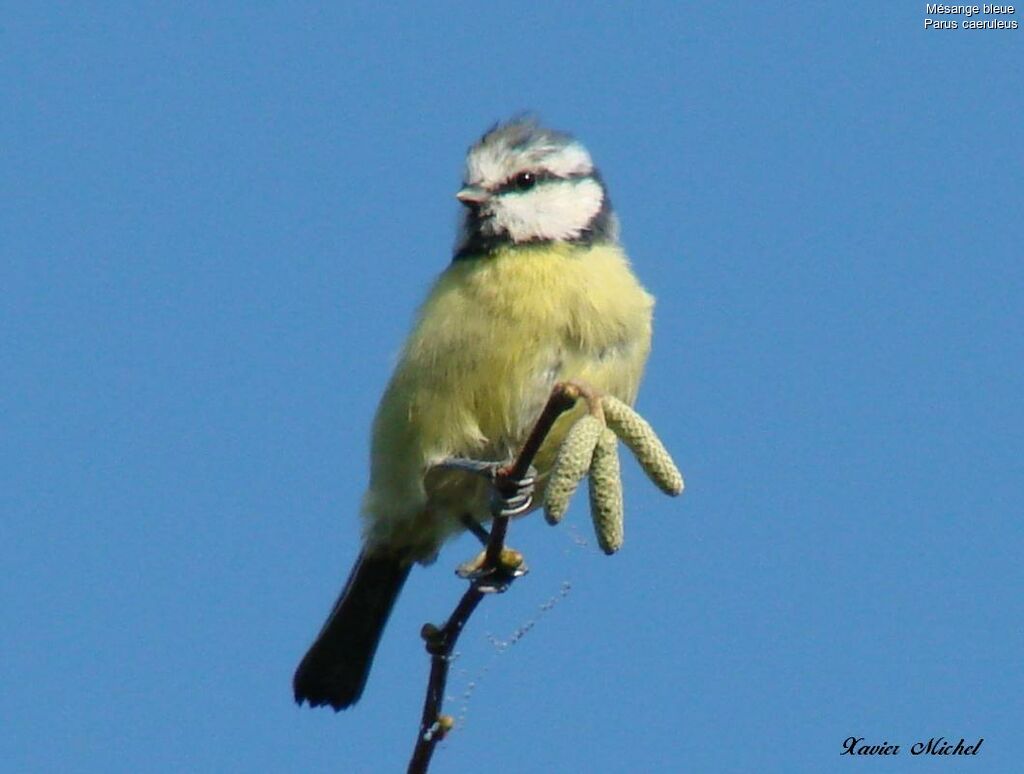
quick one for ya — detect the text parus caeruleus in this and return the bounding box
[294,118,655,710]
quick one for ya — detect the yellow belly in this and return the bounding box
[360,241,654,560]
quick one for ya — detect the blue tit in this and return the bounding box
[294,118,655,710]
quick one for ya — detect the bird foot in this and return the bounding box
[456,546,528,593]
[434,458,538,518]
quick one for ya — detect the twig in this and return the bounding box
[406,382,582,774]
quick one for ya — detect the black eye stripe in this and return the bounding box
[493,169,591,195]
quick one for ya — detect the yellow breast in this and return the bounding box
[361,242,654,557]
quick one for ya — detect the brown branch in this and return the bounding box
[406,382,583,774]
[406,587,483,774]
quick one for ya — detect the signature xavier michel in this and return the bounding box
[842,736,983,756]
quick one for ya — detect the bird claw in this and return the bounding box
[456,547,529,593]
[490,465,537,518]
[435,458,538,519]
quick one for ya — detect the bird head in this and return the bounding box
[454,117,618,259]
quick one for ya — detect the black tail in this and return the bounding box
[293,551,412,711]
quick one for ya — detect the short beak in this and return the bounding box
[456,186,489,206]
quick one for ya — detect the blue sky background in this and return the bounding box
[3,4,1021,772]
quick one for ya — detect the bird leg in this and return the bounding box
[458,513,491,545]
[433,457,537,592]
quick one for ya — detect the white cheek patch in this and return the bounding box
[493,177,605,243]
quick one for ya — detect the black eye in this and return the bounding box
[513,171,536,191]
